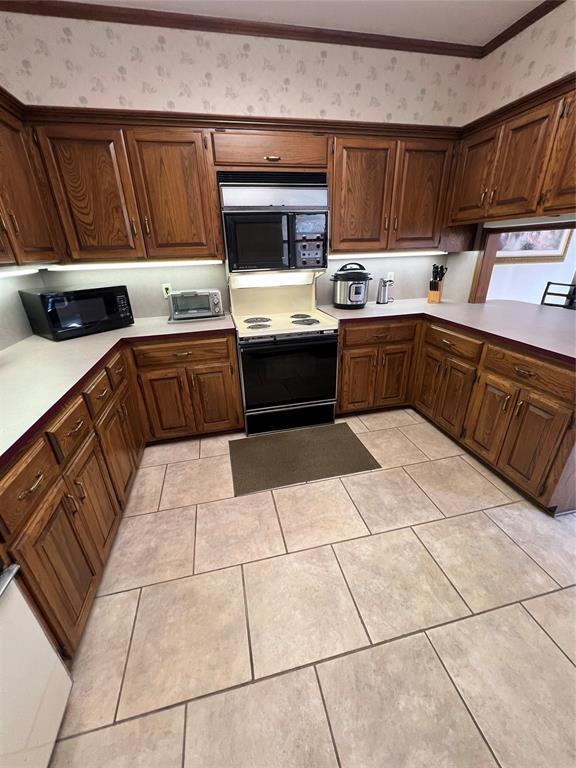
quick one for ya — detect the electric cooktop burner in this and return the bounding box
[292,318,320,326]
[245,316,271,324]
[290,313,312,319]
[247,323,271,329]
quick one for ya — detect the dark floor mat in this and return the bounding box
[229,423,380,496]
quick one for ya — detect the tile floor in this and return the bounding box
[51,412,576,768]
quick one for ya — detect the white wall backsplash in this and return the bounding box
[442,251,480,303]
[0,272,44,350]
[0,2,573,125]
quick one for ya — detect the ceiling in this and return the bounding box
[54,0,545,46]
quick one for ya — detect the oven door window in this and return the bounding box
[225,213,289,270]
[171,293,211,316]
[240,336,337,411]
[44,293,116,331]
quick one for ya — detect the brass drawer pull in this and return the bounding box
[74,479,87,501]
[96,387,109,400]
[114,365,125,375]
[488,188,497,206]
[66,418,85,437]
[17,472,45,501]
[514,366,535,378]
[501,394,511,413]
[143,215,151,236]
[65,493,79,513]
[173,351,192,357]
[0,212,7,233]
[393,216,398,231]
[130,217,138,237]
[383,216,388,231]
[441,338,454,346]
[9,213,20,235]
[514,399,525,418]
[190,373,196,388]
[264,155,281,161]
[479,189,487,207]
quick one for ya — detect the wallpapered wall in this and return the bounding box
[0,2,574,126]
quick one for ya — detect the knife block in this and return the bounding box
[427,281,443,304]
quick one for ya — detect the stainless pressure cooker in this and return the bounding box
[330,263,372,309]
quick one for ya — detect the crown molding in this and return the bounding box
[0,0,566,59]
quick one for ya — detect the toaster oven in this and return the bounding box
[168,290,224,322]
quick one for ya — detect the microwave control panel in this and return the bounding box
[294,237,326,268]
[116,294,133,319]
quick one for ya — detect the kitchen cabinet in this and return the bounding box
[140,368,197,439]
[339,347,378,412]
[126,128,219,259]
[0,118,63,264]
[188,362,243,433]
[97,389,137,505]
[331,136,396,252]
[64,434,120,567]
[210,130,329,167]
[497,390,572,497]
[36,125,145,261]
[373,344,413,407]
[413,345,445,416]
[541,93,576,213]
[388,139,452,249]
[486,101,559,218]
[10,478,99,656]
[434,356,476,437]
[463,373,518,464]
[0,217,16,264]
[449,126,500,223]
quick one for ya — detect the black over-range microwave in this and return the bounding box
[19,285,134,341]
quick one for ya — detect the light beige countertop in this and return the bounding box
[0,315,235,462]
[320,299,576,364]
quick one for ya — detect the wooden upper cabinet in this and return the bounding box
[0,206,16,264]
[388,139,452,249]
[486,101,559,218]
[0,119,63,263]
[211,130,328,167]
[331,137,396,252]
[541,93,576,213]
[36,125,145,261]
[449,126,500,223]
[126,128,218,259]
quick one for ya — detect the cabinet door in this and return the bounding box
[388,139,452,249]
[498,390,572,496]
[449,126,500,223]
[542,94,576,213]
[0,120,63,263]
[338,347,378,412]
[0,204,16,264]
[123,386,145,464]
[374,343,412,407]
[413,345,444,417]
[140,368,196,439]
[331,137,396,251]
[65,434,120,566]
[37,125,145,261]
[487,102,558,218]
[97,399,136,505]
[434,356,477,438]
[189,362,243,433]
[127,128,218,259]
[10,478,99,656]
[463,374,518,464]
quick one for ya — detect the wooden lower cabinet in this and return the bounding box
[64,434,120,566]
[497,390,572,496]
[10,478,99,656]
[189,362,243,433]
[339,347,378,412]
[413,345,444,416]
[463,373,518,463]
[97,391,137,505]
[374,344,413,406]
[435,357,476,437]
[140,367,196,439]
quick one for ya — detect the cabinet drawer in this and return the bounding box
[484,345,575,403]
[83,369,114,418]
[133,338,229,367]
[425,325,483,362]
[46,396,92,463]
[342,321,417,347]
[0,438,60,537]
[106,350,128,390]
[211,130,329,167]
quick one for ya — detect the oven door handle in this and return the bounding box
[240,337,338,354]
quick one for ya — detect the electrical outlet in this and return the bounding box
[162,283,172,299]
[387,271,395,281]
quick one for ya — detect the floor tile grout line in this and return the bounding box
[240,564,255,681]
[192,504,198,575]
[181,703,188,768]
[337,477,372,534]
[330,543,373,645]
[411,526,475,615]
[59,584,572,743]
[459,452,524,503]
[424,632,504,768]
[481,509,563,588]
[156,463,168,513]
[518,601,576,668]
[313,665,342,768]
[113,587,142,725]
[395,422,458,462]
[270,491,289,554]
[399,464,446,518]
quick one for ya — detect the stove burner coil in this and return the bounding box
[292,318,320,326]
[247,323,271,329]
[244,316,271,324]
[290,313,312,319]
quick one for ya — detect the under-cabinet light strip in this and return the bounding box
[328,251,447,259]
[0,267,40,279]
[44,260,224,271]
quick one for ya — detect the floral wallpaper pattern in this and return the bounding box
[0,2,573,126]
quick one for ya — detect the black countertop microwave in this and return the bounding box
[19,285,134,341]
